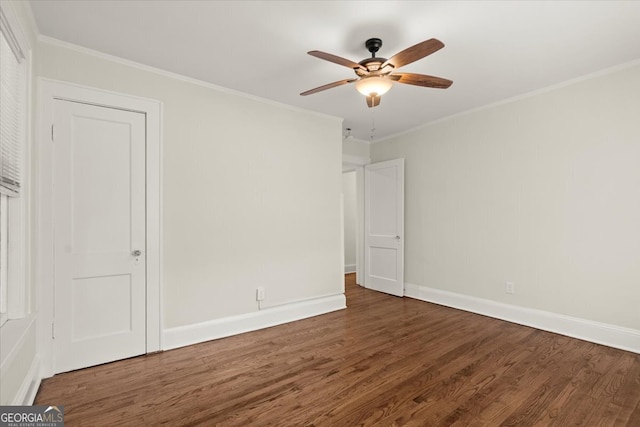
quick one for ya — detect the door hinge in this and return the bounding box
[52,322,55,339]
[51,124,55,141]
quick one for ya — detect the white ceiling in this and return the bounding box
[29,1,640,141]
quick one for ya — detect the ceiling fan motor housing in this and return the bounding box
[356,41,393,95]
[357,38,392,76]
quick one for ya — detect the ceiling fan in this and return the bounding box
[300,38,453,108]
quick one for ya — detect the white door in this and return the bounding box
[364,159,404,296]
[53,99,147,373]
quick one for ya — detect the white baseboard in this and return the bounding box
[344,264,356,273]
[0,314,42,405]
[404,283,640,354]
[163,294,346,351]
[15,356,41,405]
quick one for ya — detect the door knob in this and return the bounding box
[132,250,142,257]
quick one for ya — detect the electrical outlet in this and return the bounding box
[256,286,265,301]
[505,282,515,294]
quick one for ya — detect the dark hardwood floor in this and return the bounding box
[35,274,640,426]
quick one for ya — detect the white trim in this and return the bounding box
[38,35,342,124]
[344,264,356,274]
[342,154,370,171]
[340,193,344,280]
[0,314,39,404]
[0,0,32,322]
[0,1,30,58]
[345,136,371,145]
[163,294,346,351]
[36,78,163,377]
[374,58,640,144]
[13,355,40,405]
[405,283,640,354]
[340,167,364,283]
[0,195,8,321]
[0,314,35,375]
[355,166,365,285]
[6,49,31,320]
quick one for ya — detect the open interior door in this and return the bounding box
[364,159,404,296]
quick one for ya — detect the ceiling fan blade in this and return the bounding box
[300,78,357,96]
[381,38,445,69]
[390,73,453,89]
[366,94,381,108]
[308,51,368,72]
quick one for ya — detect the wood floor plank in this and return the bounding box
[328,326,534,426]
[34,274,640,426]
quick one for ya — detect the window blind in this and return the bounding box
[0,28,22,196]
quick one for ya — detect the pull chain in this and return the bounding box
[370,107,376,141]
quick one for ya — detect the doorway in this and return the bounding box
[342,171,357,275]
[341,165,365,286]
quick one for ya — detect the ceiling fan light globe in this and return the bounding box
[355,76,393,96]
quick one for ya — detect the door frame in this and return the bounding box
[37,78,162,377]
[343,156,367,285]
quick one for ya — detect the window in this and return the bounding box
[0,4,29,327]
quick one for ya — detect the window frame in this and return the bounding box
[1,194,8,325]
[0,2,31,327]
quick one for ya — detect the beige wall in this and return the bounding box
[371,64,640,330]
[342,138,370,159]
[36,40,344,328]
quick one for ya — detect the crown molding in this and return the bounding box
[0,0,30,58]
[37,35,343,124]
[374,58,640,144]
